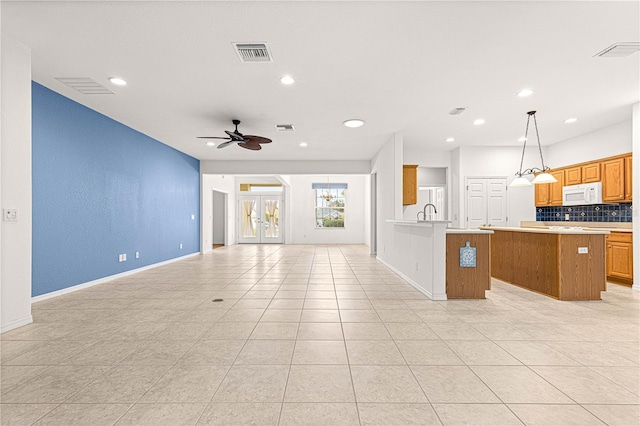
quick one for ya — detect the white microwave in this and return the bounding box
[562,182,602,206]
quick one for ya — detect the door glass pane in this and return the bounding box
[263,199,279,238]
[241,199,257,238]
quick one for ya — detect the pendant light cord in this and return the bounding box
[532,112,548,171]
[517,114,531,176]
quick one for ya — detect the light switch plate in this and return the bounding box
[578,247,588,254]
[3,209,18,222]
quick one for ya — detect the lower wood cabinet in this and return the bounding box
[606,232,634,285]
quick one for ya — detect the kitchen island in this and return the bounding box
[483,226,609,300]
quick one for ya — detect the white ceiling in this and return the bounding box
[2,1,638,161]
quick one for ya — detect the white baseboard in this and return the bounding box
[1,315,33,333]
[32,252,201,304]
[376,256,447,301]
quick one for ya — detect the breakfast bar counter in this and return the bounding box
[482,226,609,300]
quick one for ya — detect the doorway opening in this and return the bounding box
[212,190,227,249]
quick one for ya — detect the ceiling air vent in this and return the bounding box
[594,42,640,58]
[275,124,295,131]
[233,43,273,62]
[448,107,467,116]
[55,77,114,94]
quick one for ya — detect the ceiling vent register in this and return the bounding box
[594,42,640,58]
[275,124,295,131]
[448,107,466,116]
[55,77,114,94]
[233,43,273,62]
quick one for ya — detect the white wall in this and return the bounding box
[632,105,639,292]
[372,133,403,264]
[201,174,236,252]
[287,175,367,245]
[201,160,370,175]
[1,36,33,332]
[546,120,632,167]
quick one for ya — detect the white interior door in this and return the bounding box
[466,177,507,228]
[238,194,283,244]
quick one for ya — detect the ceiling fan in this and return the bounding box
[198,119,272,150]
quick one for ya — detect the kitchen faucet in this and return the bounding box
[416,203,438,221]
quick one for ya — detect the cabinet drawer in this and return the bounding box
[606,232,633,243]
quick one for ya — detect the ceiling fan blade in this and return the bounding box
[216,140,239,149]
[243,135,272,144]
[197,136,232,140]
[238,141,262,150]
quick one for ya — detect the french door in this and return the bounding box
[466,177,508,228]
[238,194,284,244]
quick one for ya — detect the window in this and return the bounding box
[312,183,347,228]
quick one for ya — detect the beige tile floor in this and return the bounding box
[1,244,639,425]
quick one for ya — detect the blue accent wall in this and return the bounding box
[32,82,200,297]
[536,203,632,222]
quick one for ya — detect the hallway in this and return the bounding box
[1,245,638,425]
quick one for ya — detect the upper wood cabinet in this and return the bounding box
[582,163,601,183]
[602,157,625,202]
[534,169,565,206]
[625,155,632,201]
[402,165,418,205]
[565,166,582,186]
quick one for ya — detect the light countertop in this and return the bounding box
[446,228,494,235]
[386,219,451,226]
[481,226,610,235]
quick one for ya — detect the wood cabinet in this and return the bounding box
[602,158,625,202]
[606,232,633,285]
[565,166,582,186]
[625,155,632,201]
[402,165,418,205]
[582,163,601,183]
[534,170,565,206]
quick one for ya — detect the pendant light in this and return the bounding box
[510,110,557,187]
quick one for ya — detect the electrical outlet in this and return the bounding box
[3,209,18,222]
[179,243,183,249]
[122,253,126,261]
[135,251,140,259]
[565,213,570,220]
[578,247,588,254]
[414,261,419,271]
[191,214,195,220]
[118,254,125,262]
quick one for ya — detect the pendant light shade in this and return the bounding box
[509,176,533,187]
[532,172,557,184]
[511,111,555,186]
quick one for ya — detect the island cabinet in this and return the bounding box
[486,227,607,300]
[446,230,492,299]
[606,232,633,285]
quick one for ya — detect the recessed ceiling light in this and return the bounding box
[109,77,127,86]
[517,88,534,97]
[473,119,485,126]
[205,141,216,147]
[446,137,455,143]
[299,142,308,147]
[280,75,295,85]
[564,117,578,124]
[343,119,365,128]
[518,136,527,142]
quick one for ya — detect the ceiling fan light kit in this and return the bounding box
[510,110,558,187]
[198,119,272,150]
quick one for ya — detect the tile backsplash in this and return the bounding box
[536,203,632,222]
